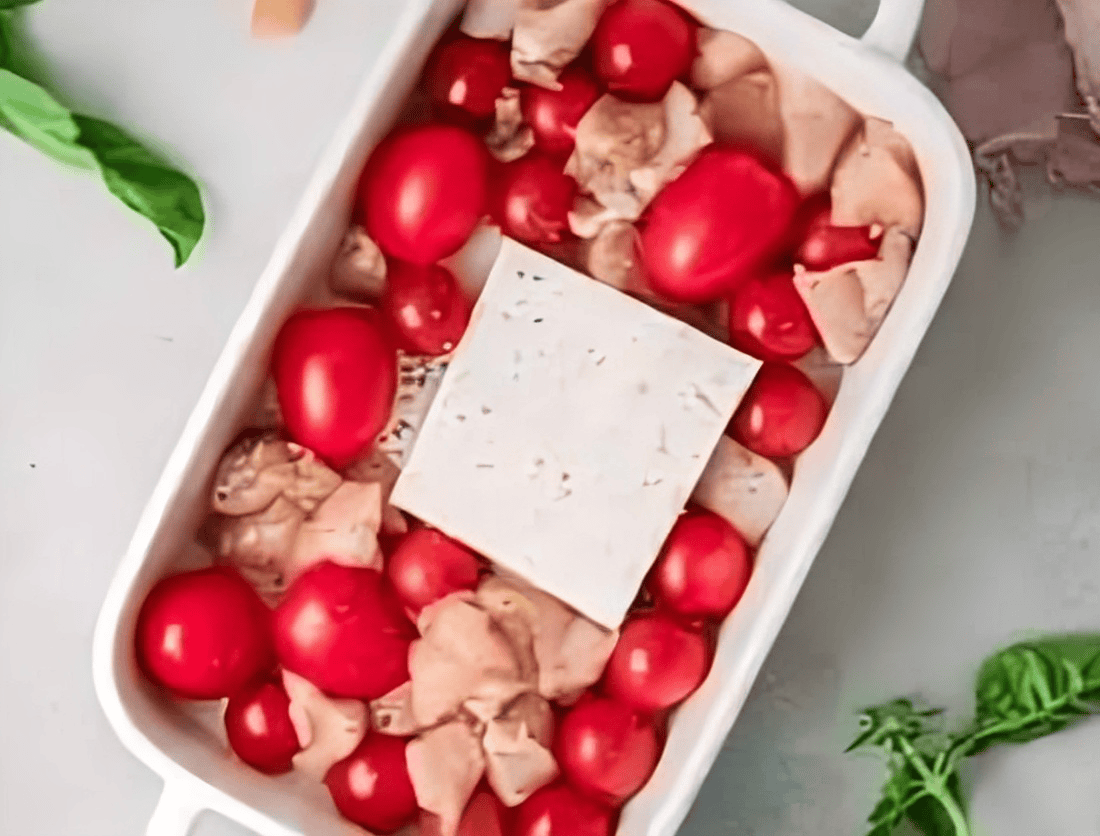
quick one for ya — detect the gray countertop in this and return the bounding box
[3,1,1100,835]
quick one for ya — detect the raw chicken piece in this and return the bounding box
[691,435,790,547]
[698,31,852,191]
[482,692,558,806]
[696,30,783,161]
[329,225,386,301]
[830,118,924,239]
[214,497,304,602]
[475,575,617,703]
[281,670,368,780]
[211,432,340,517]
[566,82,712,237]
[408,594,534,728]
[461,0,518,39]
[691,28,768,90]
[407,719,487,836]
[371,681,418,737]
[584,219,645,292]
[793,226,914,365]
[771,61,862,195]
[288,480,384,577]
[462,0,608,86]
[514,0,610,88]
[341,448,408,536]
[485,88,536,163]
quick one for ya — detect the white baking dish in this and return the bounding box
[92,1,975,834]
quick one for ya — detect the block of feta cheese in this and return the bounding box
[390,239,761,628]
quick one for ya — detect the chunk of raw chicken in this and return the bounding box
[281,670,368,780]
[691,435,790,547]
[566,82,711,237]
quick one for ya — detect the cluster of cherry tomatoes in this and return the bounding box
[134,0,889,832]
[135,506,754,835]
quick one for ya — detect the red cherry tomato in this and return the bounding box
[640,146,801,303]
[420,787,509,836]
[224,678,300,775]
[382,262,471,356]
[359,124,488,265]
[520,64,601,156]
[425,36,512,121]
[386,528,482,615]
[728,270,819,362]
[272,561,413,699]
[325,732,417,834]
[489,153,577,245]
[729,363,828,458]
[271,307,397,469]
[135,567,273,700]
[648,511,752,620]
[513,783,614,836]
[555,695,660,805]
[603,613,709,713]
[793,195,881,271]
[590,0,696,102]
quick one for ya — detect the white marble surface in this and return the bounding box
[3,1,1100,835]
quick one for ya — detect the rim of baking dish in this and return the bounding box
[92,0,976,834]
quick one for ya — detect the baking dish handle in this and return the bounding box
[146,780,202,836]
[860,0,926,63]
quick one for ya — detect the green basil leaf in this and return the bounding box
[0,68,92,168]
[0,0,44,9]
[971,634,1100,753]
[72,114,204,266]
[0,13,10,67]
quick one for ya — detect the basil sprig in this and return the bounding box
[849,634,1100,835]
[0,2,205,266]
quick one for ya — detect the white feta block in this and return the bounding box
[390,239,761,628]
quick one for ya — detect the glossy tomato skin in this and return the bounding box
[271,307,397,469]
[555,695,660,805]
[649,510,753,620]
[386,528,482,615]
[420,787,509,836]
[224,678,301,775]
[272,561,414,700]
[728,270,819,362]
[425,36,512,121]
[590,0,696,102]
[640,146,801,304]
[603,613,709,713]
[135,567,273,700]
[358,124,488,265]
[513,782,614,836]
[793,196,880,271]
[489,153,577,245]
[382,262,471,356]
[325,732,417,834]
[729,363,829,458]
[520,64,601,156]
